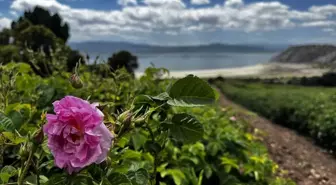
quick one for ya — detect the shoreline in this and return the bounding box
[135,63,330,79]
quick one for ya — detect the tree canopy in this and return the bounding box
[108,50,139,75]
[16,25,58,55]
[12,6,70,42]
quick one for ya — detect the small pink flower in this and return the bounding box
[230,116,237,121]
[43,96,114,174]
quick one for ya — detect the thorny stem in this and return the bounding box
[18,145,37,185]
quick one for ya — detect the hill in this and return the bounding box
[270,44,336,64]
[70,41,280,54]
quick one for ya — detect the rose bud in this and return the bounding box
[32,128,44,145]
[69,74,83,89]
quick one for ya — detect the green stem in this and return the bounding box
[145,125,158,185]
[18,145,37,185]
[36,159,40,185]
[4,94,8,110]
[146,125,155,142]
[152,155,159,185]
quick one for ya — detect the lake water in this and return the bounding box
[90,52,277,72]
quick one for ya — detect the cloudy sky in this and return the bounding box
[0,0,335,45]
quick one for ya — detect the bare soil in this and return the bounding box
[218,91,336,185]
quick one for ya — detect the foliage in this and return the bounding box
[16,25,59,55]
[108,50,139,75]
[11,18,32,42]
[0,45,21,64]
[216,80,336,150]
[13,6,70,42]
[0,63,293,185]
[0,28,12,45]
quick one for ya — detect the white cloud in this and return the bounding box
[302,21,336,27]
[224,0,244,7]
[118,0,137,6]
[191,0,210,5]
[10,11,19,17]
[11,0,69,12]
[7,0,336,42]
[309,4,336,17]
[0,17,11,30]
[143,0,186,9]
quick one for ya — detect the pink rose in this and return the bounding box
[43,96,114,174]
[230,116,237,121]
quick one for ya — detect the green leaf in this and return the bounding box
[36,85,56,108]
[133,95,155,105]
[42,138,51,154]
[127,168,149,185]
[167,75,216,107]
[131,129,147,151]
[121,150,142,160]
[107,172,132,185]
[152,92,171,101]
[0,165,17,183]
[132,95,154,115]
[0,112,14,132]
[7,111,24,130]
[144,141,162,154]
[168,113,204,143]
[5,103,31,119]
[197,170,204,185]
[46,174,67,185]
[207,141,222,156]
[221,156,239,173]
[204,165,212,179]
[4,104,32,131]
[101,178,112,185]
[2,132,26,144]
[24,175,49,185]
[71,174,95,185]
[0,173,11,184]
[254,171,260,181]
[160,169,186,185]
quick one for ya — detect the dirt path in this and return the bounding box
[218,91,336,185]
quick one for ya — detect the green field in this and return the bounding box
[216,80,336,150]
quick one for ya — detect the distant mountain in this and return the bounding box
[270,44,336,64]
[70,41,282,55]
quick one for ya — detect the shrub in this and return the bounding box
[0,45,21,64]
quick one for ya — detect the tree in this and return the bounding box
[108,51,139,75]
[15,26,61,77]
[12,6,70,42]
[16,25,59,55]
[0,28,12,45]
[11,18,31,41]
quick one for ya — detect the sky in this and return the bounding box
[0,0,335,45]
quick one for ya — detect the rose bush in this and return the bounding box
[0,63,295,185]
